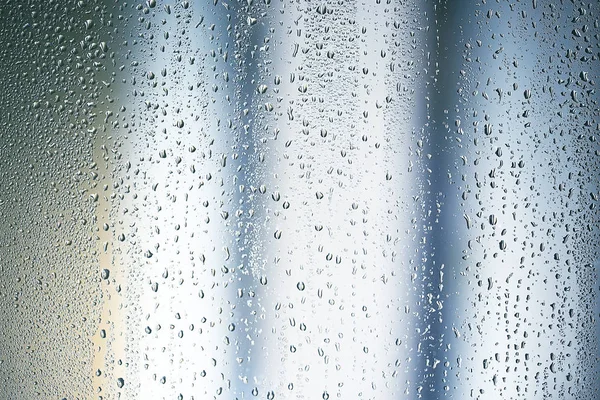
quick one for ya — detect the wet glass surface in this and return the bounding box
[0,1,599,399]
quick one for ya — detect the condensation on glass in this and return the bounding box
[0,0,599,399]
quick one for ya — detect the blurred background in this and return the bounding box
[0,0,599,399]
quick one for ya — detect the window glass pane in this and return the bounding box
[0,1,598,399]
